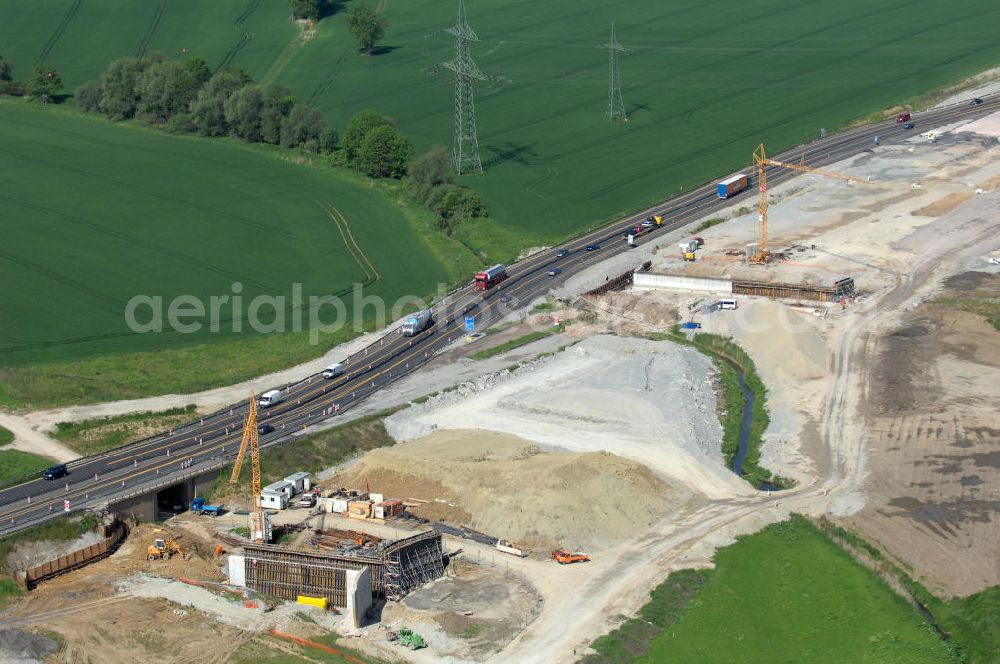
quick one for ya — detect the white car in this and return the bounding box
[989,257,1000,265]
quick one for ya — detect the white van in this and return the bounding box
[322,363,343,379]
[719,299,738,310]
[258,389,284,408]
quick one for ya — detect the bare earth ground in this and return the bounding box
[844,273,1000,596]
[332,429,700,552]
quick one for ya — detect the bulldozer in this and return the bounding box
[147,537,182,561]
[551,549,590,565]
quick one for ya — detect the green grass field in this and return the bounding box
[635,516,956,664]
[0,425,12,445]
[0,0,296,90]
[0,99,477,405]
[4,0,999,259]
[0,449,53,483]
[272,0,1000,256]
[52,405,197,455]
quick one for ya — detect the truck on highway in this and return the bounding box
[475,264,509,291]
[322,363,343,379]
[191,497,224,516]
[401,309,433,336]
[258,389,284,408]
[717,173,750,199]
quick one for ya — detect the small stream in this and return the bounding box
[729,371,782,492]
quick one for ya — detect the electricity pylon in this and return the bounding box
[606,23,627,122]
[432,0,503,174]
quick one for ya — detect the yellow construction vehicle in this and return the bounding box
[147,537,182,561]
[683,252,696,262]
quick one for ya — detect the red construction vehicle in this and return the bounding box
[551,549,590,564]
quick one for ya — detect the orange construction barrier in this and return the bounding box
[270,630,367,664]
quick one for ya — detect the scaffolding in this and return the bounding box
[732,277,856,303]
[241,531,444,604]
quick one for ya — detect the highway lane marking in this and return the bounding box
[5,97,996,518]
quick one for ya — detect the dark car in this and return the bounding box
[585,244,599,251]
[556,249,570,258]
[641,219,655,229]
[971,98,983,106]
[547,268,562,276]
[258,424,275,435]
[43,464,68,480]
[903,122,915,129]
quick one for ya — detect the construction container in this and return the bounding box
[717,173,750,199]
[259,490,288,510]
[369,492,384,503]
[373,500,404,520]
[283,472,311,495]
[263,481,294,501]
[297,595,329,610]
[325,497,349,514]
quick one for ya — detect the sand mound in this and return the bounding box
[332,429,695,551]
[386,335,751,500]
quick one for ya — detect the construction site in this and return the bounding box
[2,101,1000,662]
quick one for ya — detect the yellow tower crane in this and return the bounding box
[230,392,268,543]
[750,143,868,264]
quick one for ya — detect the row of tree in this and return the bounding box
[0,53,65,102]
[1,47,485,225]
[75,55,339,154]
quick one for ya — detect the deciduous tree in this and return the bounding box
[343,109,386,162]
[191,68,251,136]
[74,80,103,112]
[99,57,151,119]
[406,145,453,204]
[183,56,212,85]
[26,63,63,102]
[137,60,199,123]
[224,84,264,141]
[0,53,12,82]
[280,104,324,149]
[347,2,387,55]
[260,85,295,145]
[357,124,413,178]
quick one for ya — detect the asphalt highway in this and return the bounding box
[2,93,997,534]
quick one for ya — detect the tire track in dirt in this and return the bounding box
[36,0,82,64]
[233,0,261,27]
[215,0,260,73]
[305,42,352,106]
[316,201,379,285]
[135,0,168,58]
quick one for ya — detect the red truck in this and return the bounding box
[475,264,508,291]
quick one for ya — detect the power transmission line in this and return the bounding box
[605,23,627,122]
[430,0,504,174]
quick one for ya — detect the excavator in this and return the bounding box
[147,537,182,561]
[551,549,590,565]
